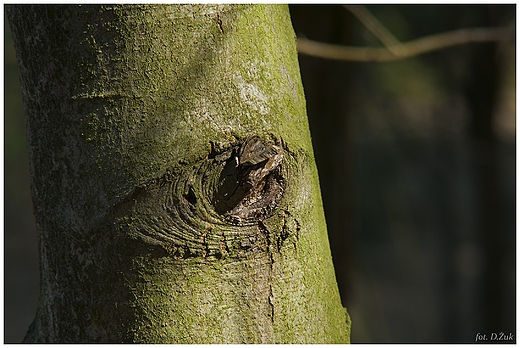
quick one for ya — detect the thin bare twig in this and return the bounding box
[344,5,403,55]
[297,27,514,62]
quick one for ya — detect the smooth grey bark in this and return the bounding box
[7,4,350,343]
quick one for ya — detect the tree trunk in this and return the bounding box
[7,4,350,343]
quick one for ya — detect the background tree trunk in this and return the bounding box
[7,4,349,343]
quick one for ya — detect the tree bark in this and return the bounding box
[7,4,350,343]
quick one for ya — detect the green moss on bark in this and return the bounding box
[8,4,349,343]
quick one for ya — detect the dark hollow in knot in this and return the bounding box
[212,136,285,223]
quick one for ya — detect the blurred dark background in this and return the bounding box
[4,5,516,343]
[289,4,516,343]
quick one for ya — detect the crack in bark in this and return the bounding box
[259,220,276,323]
